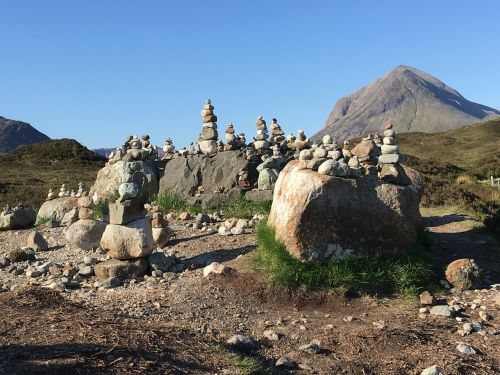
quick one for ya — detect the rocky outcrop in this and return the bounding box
[268,161,423,261]
[37,197,78,220]
[90,160,158,203]
[0,205,36,230]
[159,150,258,204]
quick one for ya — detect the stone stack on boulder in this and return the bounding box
[162,138,175,159]
[269,160,423,262]
[291,129,310,151]
[253,116,270,151]
[378,124,411,185]
[97,182,153,283]
[321,134,337,151]
[78,196,94,220]
[141,134,157,160]
[269,118,285,143]
[198,99,219,155]
[257,155,284,191]
[224,123,244,150]
[47,189,56,201]
[351,135,380,180]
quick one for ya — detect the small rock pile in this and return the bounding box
[162,138,175,159]
[0,204,36,230]
[351,134,380,179]
[198,99,219,155]
[253,116,270,151]
[378,124,410,185]
[269,118,285,143]
[224,123,245,150]
[150,205,172,248]
[257,154,286,191]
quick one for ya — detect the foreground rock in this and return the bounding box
[0,205,36,230]
[94,258,148,281]
[65,219,107,250]
[38,197,78,220]
[268,160,423,261]
[445,258,482,290]
[100,218,154,260]
[90,160,158,203]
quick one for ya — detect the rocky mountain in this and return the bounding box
[315,65,500,141]
[0,116,50,153]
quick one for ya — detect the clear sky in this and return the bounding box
[1,0,499,149]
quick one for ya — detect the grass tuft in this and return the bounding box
[252,220,435,297]
[35,215,54,226]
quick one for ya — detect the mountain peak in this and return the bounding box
[0,116,50,153]
[314,66,500,141]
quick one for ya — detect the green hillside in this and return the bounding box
[0,139,105,209]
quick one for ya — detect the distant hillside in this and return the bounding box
[315,65,500,141]
[0,116,50,153]
[0,139,105,209]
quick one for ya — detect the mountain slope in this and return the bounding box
[0,116,50,153]
[315,65,500,141]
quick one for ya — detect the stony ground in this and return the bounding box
[0,208,499,374]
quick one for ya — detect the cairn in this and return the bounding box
[253,116,270,151]
[142,134,157,159]
[78,196,94,220]
[75,182,84,198]
[224,123,244,150]
[150,205,171,248]
[162,138,175,159]
[58,184,66,197]
[350,134,380,180]
[378,124,410,185]
[198,99,218,155]
[47,188,56,201]
[269,118,285,143]
[322,134,337,151]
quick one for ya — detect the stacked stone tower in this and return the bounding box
[198,99,218,154]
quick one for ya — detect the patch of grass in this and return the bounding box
[154,193,271,219]
[35,215,54,226]
[252,221,435,297]
[211,344,271,375]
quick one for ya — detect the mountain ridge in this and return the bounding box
[315,65,500,141]
[0,116,50,153]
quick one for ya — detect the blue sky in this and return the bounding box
[1,0,499,149]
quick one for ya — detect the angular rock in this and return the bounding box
[152,226,172,248]
[445,258,482,290]
[60,207,79,226]
[351,139,380,159]
[198,139,217,154]
[38,197,78,221]
[90,160,159,204]
[244,189,273,202]
[378,153,400,164]
[6,248,36,263]
[419,291,434,305]
[456,342,476,355]
[147,252,175,272]
[94,258,148,281]
[203,262,229,277]
[380,163,411,185]
[429,305,453,317]
[0,205,36,230]
[108,201,145,225]
[26,231,48,251]
[101,276,121,289]
[226,335,259,350]
[258,169,279,190]
[100,218,154,260]
[269,161,422,261]
[65,219,107,251]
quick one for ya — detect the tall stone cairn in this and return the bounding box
[198,99,218,155]
[253,116,270,150]
[378,123,410,185]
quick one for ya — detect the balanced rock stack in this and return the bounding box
[269,118,285,143]
[253,116,270,151]
[351,134,380,180]
[224,123,244,150]
[75,182,84,198]
[321,134,337,151]
[141,134,156,159]
[58,184,66,197]
[378,124,411,185]
[257,155,282,190]
[150,205,172,248]
[290,129,310,151]
[198,99,219,155]
[123,135,149,161]
[47,189,56,201]
[78,196,94,220]
[162,138,175,159]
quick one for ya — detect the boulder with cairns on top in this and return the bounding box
[0,204,36,230]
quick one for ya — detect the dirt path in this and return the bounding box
[0,208,499,374]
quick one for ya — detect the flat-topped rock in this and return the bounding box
[268,161,423,261]
[38,197,78,221]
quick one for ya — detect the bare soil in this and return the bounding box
[1,210,499,374]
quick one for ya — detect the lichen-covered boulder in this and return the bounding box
[38,197,78,221]
[100,218,154,260]
[90,160,158,203]
[268,161,423,261]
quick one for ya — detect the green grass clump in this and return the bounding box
[252,221,434,297]
[212,344,271,375]
[154,193,271,219]
[35,215,54,226]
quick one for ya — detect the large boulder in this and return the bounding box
[100,217,154,260]
[159,151,258,203]
[38,197,78,220]
[90,160,159,203]
[268,161,423,261]
[0,205,36,230]
[65,219,107,250]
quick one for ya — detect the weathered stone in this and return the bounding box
[380,163,412,185]
[226,335,258,350]
[201,127,218,140]
[258,169,279,190]
[65,219,107,251]
[90,160,159,204]
[100,218,154,260]
[253,140,270,150]
[78,207,94,220]
[421,365,442,375]
[159,151,258,204]
[26,231,48,251]
[78,196,93,208]
[147,252,175,272]
[6,248,36,263]
[60,207,79,226]
[108,201,145,225]
[0,205,36,230]
[429,305,453,317]
[152,226,172,248]
[94,258,148,281]
[244,189,273,202]
[381,144,399,154]
[317,159,339,176]
[118,182,139,201]
[203,262,229,277]
[198,139,217,154]
[351,139,380,159]
[419,291,434,305]
[378,153,400,164]
[445,259,482,290]
[38,197,78,221]
[268,161,422,261]
[101,276,121,288]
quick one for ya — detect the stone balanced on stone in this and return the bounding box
[46,188,56,201]
[198,99,219,155]
[58,184,66,198]
[141,134,157,160]
[269,118,285,143]
[78,196,94,220]
[378,123,411,185]
[350,134,380,180]
[253,116,270,151]
[321,134,337,151]
[224,123,245,150]
[150,205,171,248]
[162,138,175,158]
